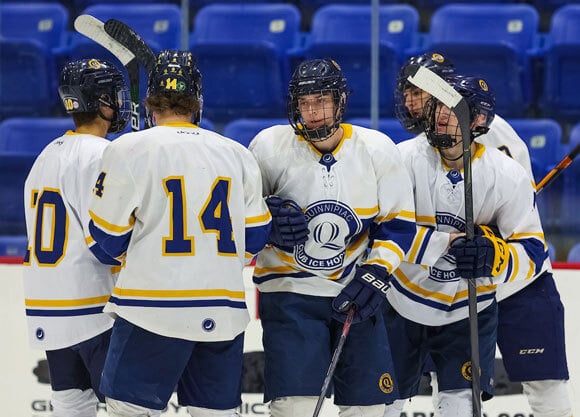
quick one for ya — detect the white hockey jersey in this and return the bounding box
[23,131,118,351]
[477,115,534,180]
[476,114,548,301]
[88,123,271,342]
[249,124,416,296]
[388,136,550,325]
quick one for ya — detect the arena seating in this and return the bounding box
[427,4,540,118]
[222,118,288,148]
[190,3,301,122]
[541,4,580,122]
[304,4,420,118]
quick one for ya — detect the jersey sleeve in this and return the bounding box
[494,168,547,284]
[365,142,417,277]
[88,142,138,260]
[241,148,272,262]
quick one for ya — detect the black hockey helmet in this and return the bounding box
[147,50,203,124]
[423,75,496,149]
[58,58,130,133]
[394,53,456,134]
[288,58,349,142]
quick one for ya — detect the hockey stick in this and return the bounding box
[103,19,157,128]
[406,65,482,417]
[104,19,156,73]
[74,15,141,132]
[536,142,580,195]
[312,307,355,417]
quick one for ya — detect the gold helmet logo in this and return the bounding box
[479,79,489,91]
[87,59,102,69]
[431,53,445,63]
[331,59,342,71]
[379,373,394,394]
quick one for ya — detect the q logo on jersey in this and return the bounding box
[294,200,361,271]
[379,373,394,394]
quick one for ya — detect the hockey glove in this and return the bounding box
[332,264,391,324]
[266,196,309,248]
[449,225,509,279]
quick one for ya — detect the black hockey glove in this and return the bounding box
[332,264,391,324]
[449,225,509,279]
[266,196,309,248]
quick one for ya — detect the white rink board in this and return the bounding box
[1,264,578,417]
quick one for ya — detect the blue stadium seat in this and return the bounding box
[0,2,69,51]
[559,123,580,232]
[508,118,564,228]
[190,4,301,122]
[428,4,539,118]
[531,0,572,13]
[567,242,580,262]
[346,118,414,144]
[541,4,580,122]
[0,118,74,155]
[0,154,36,235]
[304,4,420,119]
[0,40,57,119]
[508,118,564,183]
[0,235,28,258]
[222,118,287,148]
[80,4,182,51]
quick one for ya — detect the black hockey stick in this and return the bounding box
[103,19,156,73]
[406,65,482,417]
[74,15,141,132]
[536,142,580,195]
[103,19,156,128]
[312,307,355,417]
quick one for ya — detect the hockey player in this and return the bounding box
[391,53,572,417]
[23,58,130,417]
[249,58,417,417]
[88,50,272,417]
[382,74,556,416]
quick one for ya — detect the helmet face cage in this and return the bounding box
[58,59,130,134]
[423,75,495,149]
[394,53,456,134]
[147,50,203,124]
[287,59,348,142]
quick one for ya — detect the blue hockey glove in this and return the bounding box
[266,196,309,248]
[332,264,391,323]
[449,225,509,279]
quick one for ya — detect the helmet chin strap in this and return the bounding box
[297,120,341,142]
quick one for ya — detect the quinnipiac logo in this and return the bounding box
[379,373,394,394]
[295,200,361,271]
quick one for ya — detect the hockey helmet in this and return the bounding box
[58,58,130,133]
[288,58,349,142]
[394,53,456,134]
[423,75,496,149]
[147,50,203,123]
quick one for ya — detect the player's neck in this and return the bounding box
[313,125,343,153]
[75,121,108,138]
[154,111,192,126]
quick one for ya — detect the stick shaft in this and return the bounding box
[536,142,580,195]
[312,308,355,417]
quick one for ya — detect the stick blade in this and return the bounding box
[104,19,156,72]
[73,15,135,65]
